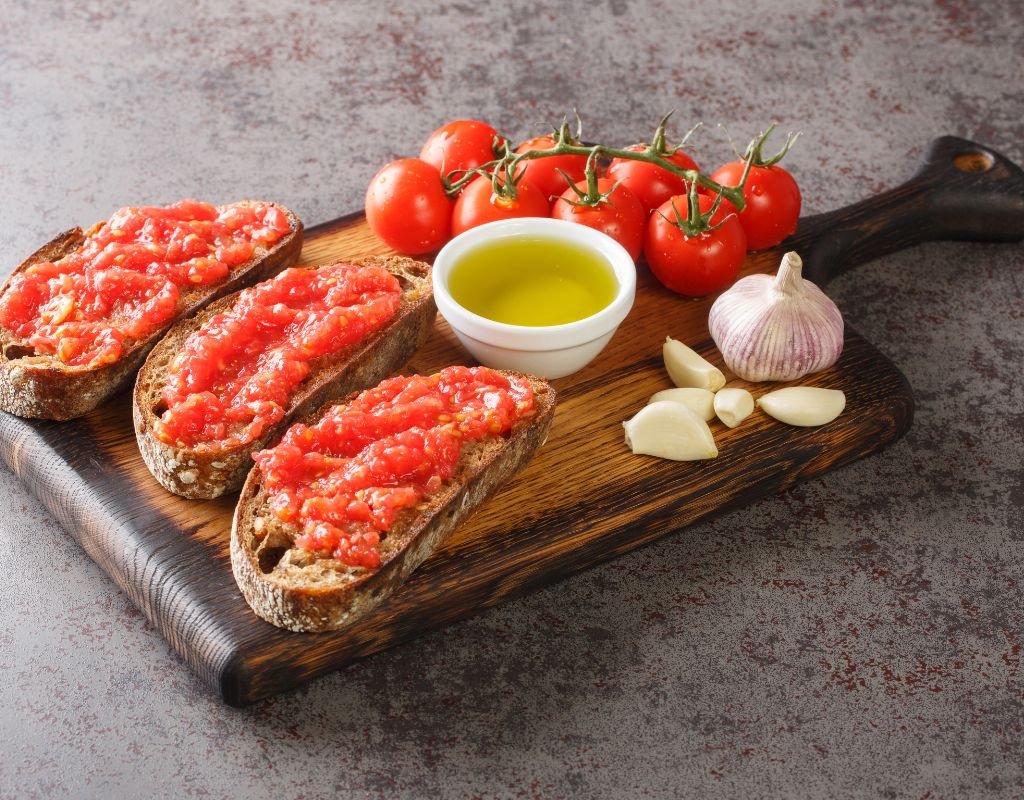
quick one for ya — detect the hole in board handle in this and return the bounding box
[953,151,995,173]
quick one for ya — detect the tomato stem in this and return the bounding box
[584,149,602,202]
[649,111,674,155]
[557,150,621,209]
[744,124,801,168]
[658,181,730,238]
[491,164,520,201]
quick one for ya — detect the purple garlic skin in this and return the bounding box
[708,251,844,382]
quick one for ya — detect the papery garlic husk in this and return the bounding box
[708,251,844,382]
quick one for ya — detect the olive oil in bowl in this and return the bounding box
[447,237,619,327]
[432,217,636,378]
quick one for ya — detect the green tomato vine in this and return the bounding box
[439,112,798,236]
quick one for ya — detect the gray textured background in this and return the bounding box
[1,1,1022,798]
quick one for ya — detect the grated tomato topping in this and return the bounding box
[253,366,536,569]
[153,263,402,449]
[0,200,291,368]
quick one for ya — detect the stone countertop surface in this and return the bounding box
[1,1,1021,798]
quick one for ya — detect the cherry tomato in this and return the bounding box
[606,146,699,214]
[551,178,646,261]
[365,159,453,255]
[451,174,551,236]
[420,119,504,177]
[645,193,746,297]
[710,161,801,250]
[514,135,589,202]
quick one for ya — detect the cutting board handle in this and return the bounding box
[798,136,1024,286]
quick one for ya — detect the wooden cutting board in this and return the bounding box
[1,137,1021,706]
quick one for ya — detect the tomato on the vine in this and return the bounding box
[451,174,551,236]
[365,158,453,255]
[645,193,746,297]
[710,160,800,250]
[515,135,589,201]
[420,119,504,178]
[606,145,699,215]
[551,178,646,261]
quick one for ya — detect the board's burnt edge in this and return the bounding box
[0,409,241,690]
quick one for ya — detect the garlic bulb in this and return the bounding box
[708,251,844,382]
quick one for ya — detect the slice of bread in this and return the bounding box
[0,201,303,420]
[133,256,436,499]
[230,373,556,632]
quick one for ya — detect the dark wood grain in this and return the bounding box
[1,137,1020,706]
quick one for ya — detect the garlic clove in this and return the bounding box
[647,387,716,421]
[663,336,726,391]
[714,387,755,428]
[708,251,845,382]
[623,400,718,460]
[757,386,846,426]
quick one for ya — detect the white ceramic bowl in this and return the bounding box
[432,218,636,379]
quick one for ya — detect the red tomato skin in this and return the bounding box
[515,136,589,201]
[606,146,699,214]
[365,159,453,255]
[419,119,503,177]
[550,178,646,261]
[645,194,747,297]
[451,175,551,236]
[710,161,801,250]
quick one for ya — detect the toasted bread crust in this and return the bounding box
[133,256,436,499]
[230,374,556,632]
[0,202,304,420]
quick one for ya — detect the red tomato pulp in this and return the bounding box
[254,367,536,569]
[154,263,402,450]
[0,200,290,367]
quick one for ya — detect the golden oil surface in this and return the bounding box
[448,236,618,326]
